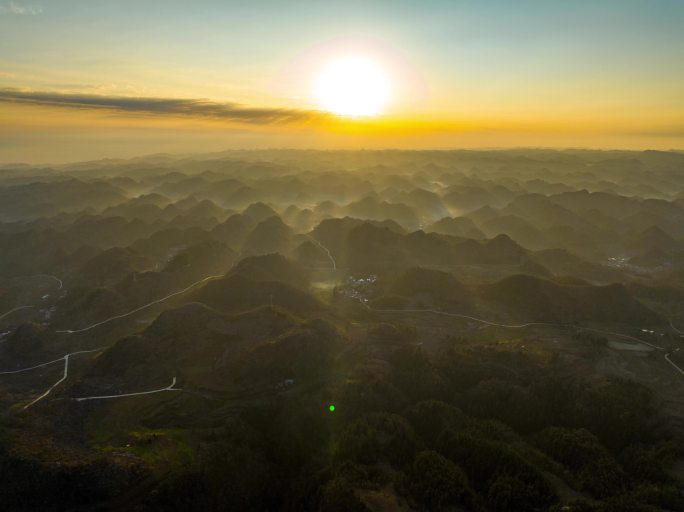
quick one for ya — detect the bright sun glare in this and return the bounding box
[316,57,391,117]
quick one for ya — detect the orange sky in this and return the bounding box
[1,1,682,162]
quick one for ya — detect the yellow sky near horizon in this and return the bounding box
[2,100,682,165]
[1,0,683,162]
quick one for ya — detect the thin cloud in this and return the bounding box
[0,88,330,125]
[0,2,42,15]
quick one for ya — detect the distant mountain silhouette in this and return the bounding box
[243,202,279,223]
[228,253,310,289]
[426,216,485,239]
[188,274,323,316]
[242,216,296,256]
[78,247,153,287]
[390,267,468,307]
[629,226,681,253]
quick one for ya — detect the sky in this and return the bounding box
[0,0,683,163]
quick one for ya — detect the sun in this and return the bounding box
[316,56,391,117]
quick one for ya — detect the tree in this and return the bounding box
[335,412,421,467]
[404,450,479,511]
[403,400,466,446]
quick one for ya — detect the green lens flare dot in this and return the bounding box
[329,404,335,412]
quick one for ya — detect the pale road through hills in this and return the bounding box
[666,349,684,376]
[670,317,684,336]
[56,253,242,334]
[357,292,684,377]
[308,234,337,270]
[0,258,245,407]
[21,348,104,409]
[311,236,684,377]
[73,377,182,402]
[0,275,64,323]
[359,301,667,350]
[3,274,63,291]
[0,355,66,375]
[0,306,34,321]
[24,274,63,290]
[56,274,226,334]
[1,243,682,410]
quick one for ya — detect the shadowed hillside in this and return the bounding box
[0,149,683,512]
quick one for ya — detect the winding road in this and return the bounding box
[73,377,181,402]
[665,349,684,376]
[0,306,34,322]
[0,274,64,323]
[305,232,684,378]
[0,259,244,408]
[359,301,666,350]
[0,355,66,375]
[307,235,337,270]
[3,274,63,291]
[22,348,104,409]
[57,252,244,335]
[357,300,684,376]
[3,241,682,410]
[1,348,181,409]
[56,273,225,334]
[28,274,63,291]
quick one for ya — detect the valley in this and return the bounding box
[0,149,683,511]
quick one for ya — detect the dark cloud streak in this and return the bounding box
[0,88,329,125]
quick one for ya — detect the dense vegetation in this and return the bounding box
[0,149,683,510]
